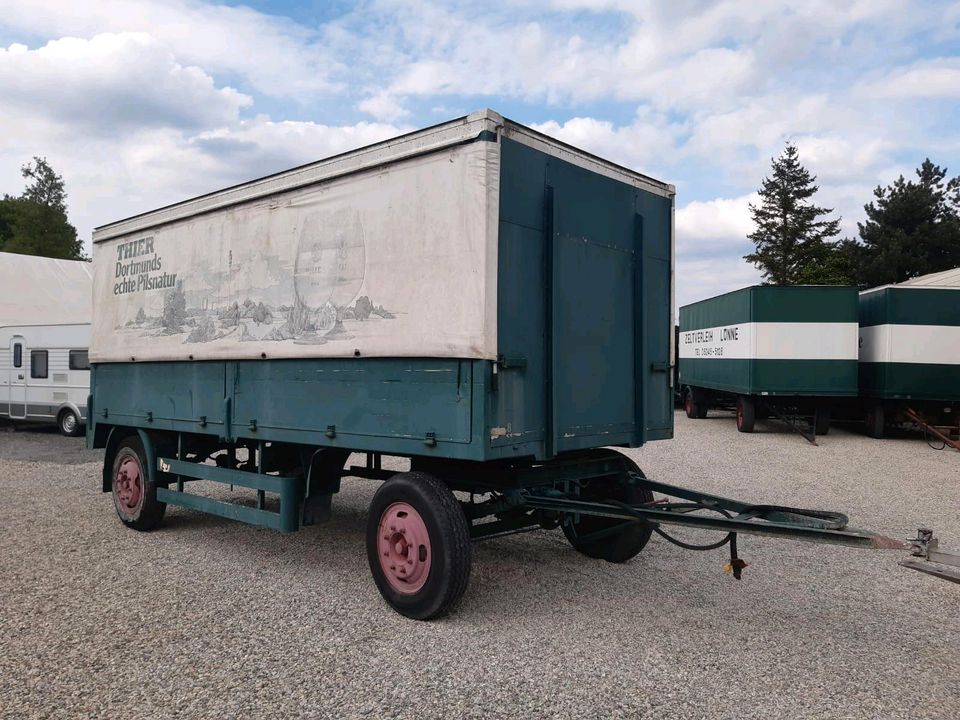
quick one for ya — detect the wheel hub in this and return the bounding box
[115,455,143,513]
[62,413,77,433]
[377,502,431,594]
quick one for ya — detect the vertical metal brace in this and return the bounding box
[543,183,557,459]
[634,211,645,445]
[176,433,184,492]
[256,440,266,510]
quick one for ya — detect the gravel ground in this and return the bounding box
[1,412,958,719]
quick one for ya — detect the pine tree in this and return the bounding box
[852,160,960,287]
[745,143,843,285]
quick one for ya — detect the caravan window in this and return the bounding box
[69,350,90,370]
[31,350,48,379]
[13,343,22,368]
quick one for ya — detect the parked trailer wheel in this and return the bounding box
[684,388,708,419]
[736,396,755,433]
[865,404,885,439]
[562,452,654,563]
[111,436,166,531]
[366,471,471,620]
[815,408,831,436]
[684,389,697,419]
[58,408,82,437]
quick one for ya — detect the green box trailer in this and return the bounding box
[88,109,681,618]
[678,285,859,436]
[858,284,960,441]
[85,113,959,617]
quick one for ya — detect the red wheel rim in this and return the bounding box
[737,401,744,429]
[377,502,431,594]
[115,453,144,516]
[685,394,693,415]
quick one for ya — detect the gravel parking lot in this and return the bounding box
[1,413,958,719]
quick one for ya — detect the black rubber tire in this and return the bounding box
[814,408,831,436]
[366,472,471,620]
[562,452,654,563]
[685,388,709,419]
[111,435,166,531]
[684,389,698,419]
[865,404,885,439]
[736,396,755,433]
[58,408,82,437]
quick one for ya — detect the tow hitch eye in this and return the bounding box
[909,527,936,558]
[900,527,960,585]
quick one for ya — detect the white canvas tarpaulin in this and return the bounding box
[0,251,92,327]
[91,139,499,362]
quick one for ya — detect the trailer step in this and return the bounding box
[156,456,303,532]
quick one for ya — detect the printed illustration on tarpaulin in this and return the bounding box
[118,206,395,346]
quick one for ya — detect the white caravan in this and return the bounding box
[1,324,90,435]
[0,252,93,436]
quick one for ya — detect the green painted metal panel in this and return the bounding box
[493,137,674,454]
[92,361,226,431]
[680,287,752,330]
[752,286,858,323]
[752,359,859,396]
[860,362,960,401]
[678,359,858,396]
[681,285,858,330]
[233,358,473,443]
[860,287,960,327]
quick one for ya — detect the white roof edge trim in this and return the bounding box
[500,123,674,199]
[860,284,960,295]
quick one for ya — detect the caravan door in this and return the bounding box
[8,336,26,419]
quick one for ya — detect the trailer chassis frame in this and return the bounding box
[114,429,955,583]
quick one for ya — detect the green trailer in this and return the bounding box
[679,285,860,437]
[858,284,960,443]
[87,112,956,618]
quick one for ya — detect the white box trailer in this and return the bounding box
[0,252,93,435]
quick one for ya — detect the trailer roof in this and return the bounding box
[0,251,92,328]
[93,109,675,244]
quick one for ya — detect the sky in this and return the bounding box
[1,0,958,307]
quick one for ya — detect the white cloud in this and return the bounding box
[0,34,251,134]
[1,0,341,98]
[676,194,757,255]
[677,256,763,308]
[861,58,960,99]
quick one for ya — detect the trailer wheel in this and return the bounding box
[58,408,82,437]
[865,404,885,439]
[814,408,831,436]
[111,435,166,531]
[562,453,654,563]
[684,388,708,419]
[366,472,471,620]
[736,396,755,433]
[684,389,697,419]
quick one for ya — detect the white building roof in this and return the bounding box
[0,251,92,327]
